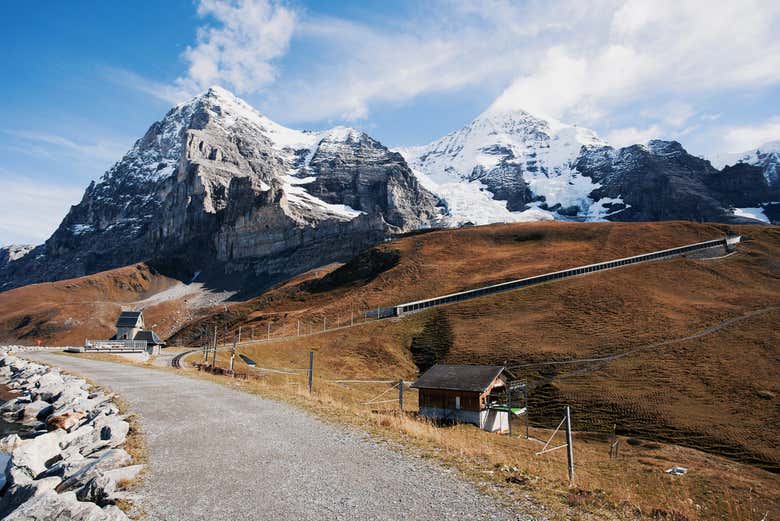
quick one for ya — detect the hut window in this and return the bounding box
[455,396,461,410]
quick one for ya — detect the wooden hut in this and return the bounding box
[411,364,516,432]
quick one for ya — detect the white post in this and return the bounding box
[565,406,574,483]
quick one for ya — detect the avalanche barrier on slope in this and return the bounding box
[394,236,741,316]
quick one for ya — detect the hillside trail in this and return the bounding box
[26,353,530,521]
[512,306,778,373]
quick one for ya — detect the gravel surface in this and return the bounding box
[27,353,531,521]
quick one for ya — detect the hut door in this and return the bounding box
[455,396,461,410]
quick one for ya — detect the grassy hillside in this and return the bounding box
[0,263,187,345]
[172,221,780,474]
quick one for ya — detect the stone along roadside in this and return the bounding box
[0,347,140,520]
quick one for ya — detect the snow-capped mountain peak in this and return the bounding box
[397,106,608,226]
[711,140,780,186]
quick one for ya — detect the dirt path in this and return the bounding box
[27,353,528,521]
[512,306,778,370]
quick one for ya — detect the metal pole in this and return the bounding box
[565,405,574,483]
[297,320,300,336]
[323,316,326,332]
[237,326,241,345]
[308,351,314,396]
[524,387,529,439]
[399,379,404,412]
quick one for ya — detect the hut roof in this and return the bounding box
[134,330,163,345]
[116,311,143,328]
[411,364,508,393]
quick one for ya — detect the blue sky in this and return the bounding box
[1,0,779,245]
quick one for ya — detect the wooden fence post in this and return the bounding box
[229,336,236,374]
[308,351,314,396]
[399,378,404,412]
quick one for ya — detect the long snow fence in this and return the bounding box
[394,236,740,317]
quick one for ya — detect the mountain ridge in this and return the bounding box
[0,86,441,291]
[1,87,777,291]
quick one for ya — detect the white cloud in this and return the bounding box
[605,125,664,147]
[114,0,780,150]
[0,174,84,246]
[719,116,780,152]
[4,130,128,164]
[175,0,296,95]
[490,0,780,127]
[104,67,192,105]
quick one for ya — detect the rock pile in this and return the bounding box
[0,348,141,520]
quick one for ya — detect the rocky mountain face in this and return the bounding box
[0,245,34,271]
[1,90,776,292]
[0,87,441,291]
[399,109,779,226]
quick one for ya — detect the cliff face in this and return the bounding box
[0,87,441,291]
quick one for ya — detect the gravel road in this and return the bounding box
[27,353,530,521]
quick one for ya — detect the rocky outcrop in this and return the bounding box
[0,246,34,271]
[0,347,138,519]
[0,87,442,291]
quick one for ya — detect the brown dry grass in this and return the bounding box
[8,220,779,519]
[169,221,779,519]
[185,348,778,521]
[0,263,188,346]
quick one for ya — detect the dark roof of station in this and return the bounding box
[411,364,509,392]
[116,311,143,328]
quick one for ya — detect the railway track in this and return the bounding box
[171,349,198,368]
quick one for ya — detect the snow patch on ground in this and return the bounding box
[283,180,364,220]
[733,207,770,223]
[585,197,630,221]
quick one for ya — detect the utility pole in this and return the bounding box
[308,351,314,396]
[399,378,404,412]
[565,405,574,483]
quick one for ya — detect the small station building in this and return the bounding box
[411,364,521,432]
[110,310,164,347]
